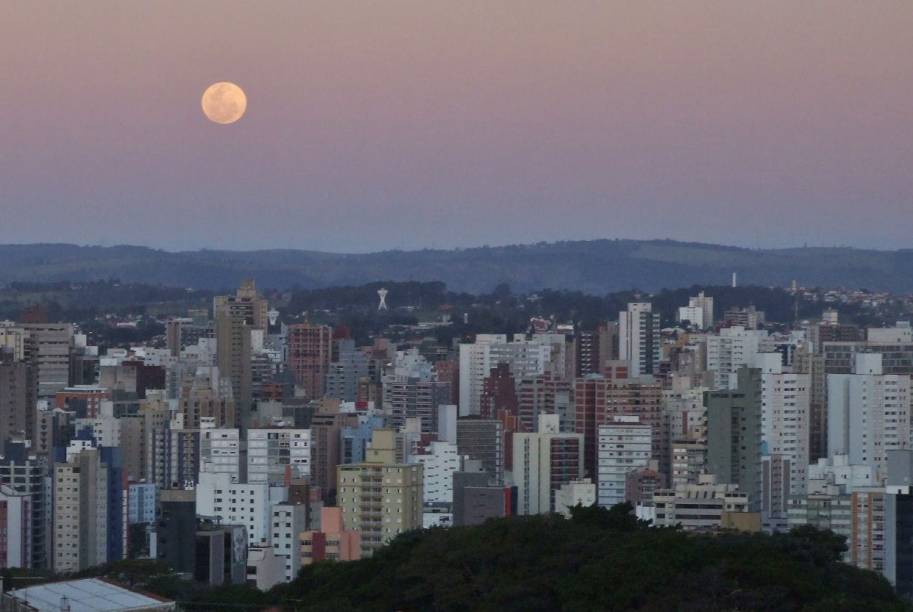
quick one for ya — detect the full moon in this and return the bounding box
[201,81,247,124]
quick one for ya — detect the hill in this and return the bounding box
[0,240,911,293]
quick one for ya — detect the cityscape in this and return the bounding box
[3,2,913,611]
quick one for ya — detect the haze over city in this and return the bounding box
[2,1,912,251]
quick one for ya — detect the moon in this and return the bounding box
[201,82,247,124]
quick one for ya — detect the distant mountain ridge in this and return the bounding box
[0,240,910,293]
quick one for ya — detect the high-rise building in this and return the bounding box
[195,471,288,548]
[0,485,31,568]
[52,446,126,572]
[0,350,35,455]
[24,323,72,399]
[152,488,196,575]
[336,429,423,557]
[199,427,241,480]
[883,450,913,594]
[287,323,333,400]
[215,281,268,428]
[518,373,573,434]
[270,502,307,582]
[618,302,660,377]
[383,377,451,434]
[756,353,810,497]
[706,368,763,512]
[706,326,768,389]
[670,439,707,489]
[194,521,248,586]
[0,442,49,570]
[596,416,651,508]
[458,335,552,417]
[456,418,504,483]
[325,339,370,402]
[828,353,911,479]
[247,428,311,485]
[574,372,666,481]
[310,406,358,502]
[512,415,584,515]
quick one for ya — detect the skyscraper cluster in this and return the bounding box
[4,281,913,595]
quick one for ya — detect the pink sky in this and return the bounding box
[1,1,911,251]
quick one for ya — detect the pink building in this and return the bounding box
[300,507,360,565]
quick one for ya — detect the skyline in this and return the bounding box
[2,1,912,251]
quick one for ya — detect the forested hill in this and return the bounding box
[147,504,906,611]
[0,240,911,293]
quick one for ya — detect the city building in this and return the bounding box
[653,476,755,531]
[300,506,361,565]
[287,322,333,400]
[706,368,763,512]
[828,353,911,479]
[554,478,596,517]
[512,415,584,515]
[618,302,660,377]
[596,416,651,508]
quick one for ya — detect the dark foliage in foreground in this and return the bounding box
[180,504,910,611]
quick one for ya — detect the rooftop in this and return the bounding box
[6,578,174,611]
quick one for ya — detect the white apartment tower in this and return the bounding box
[756,353,811,497]
[597,416,652,508]
[512,415,585,515]
[618,303,660,377]
[458,335,552,416]
[828,353,911,479]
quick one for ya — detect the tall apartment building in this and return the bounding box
[706,368,763,512]
[270,502,307,582]
[706,326,768,389]
[383,376,451,434]
[670,440,707,488]
[828,353,911,479]
[0,351,35,455]
[518,373,573,434]
[793,347,828,462]
[247,428,311,485]
[325,339,370,402]
[0,485,31,568]
[756,353,810,497]
[287,323,333,400]
[215,280,268,428]
[414,441,461,505]
[574,372,666,481]
[336,432,423,557]
[195,471,288,547]
[199,427,241,480]
[512,415,584,515]
[52,446,126,572]
[456,418,504,483]
[458,335,552,417]
[0,442,49,570]
[24,323,72,399]
[618,302,660,377]
[597,416,652,508]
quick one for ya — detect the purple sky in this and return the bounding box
[1,1,912,252]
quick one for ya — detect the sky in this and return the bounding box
[1,1,912,252]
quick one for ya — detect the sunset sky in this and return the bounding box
[1,1,911,252]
